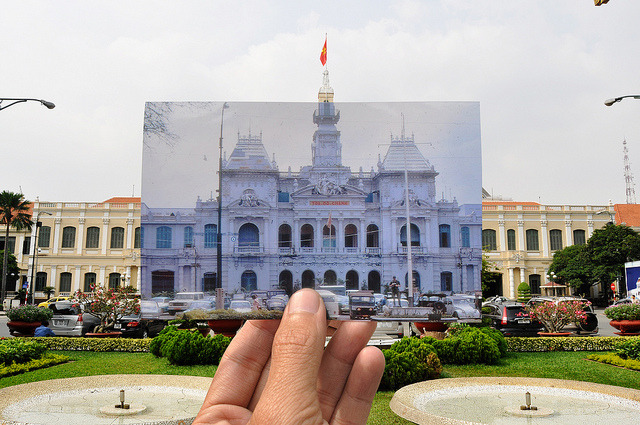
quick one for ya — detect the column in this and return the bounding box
[517,218,525,251]
[74,266,81,292]
[391,219,397,252]
[50,265,58,291]
[101,218,109,255]
[77,217,85,255]
[359,219,366,252]
[315,218,322,251]
[293,219,300,252]
[126,217,134,249]
[53,217,62,254]
[508,268,515,299]
[540,218,549,257]
[336,218,343,251]
[587,218,595,238]
[498,216,506,252]
[565,217,573,246]
[99,266,106,287]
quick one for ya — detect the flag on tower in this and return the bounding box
[320,36,327,66]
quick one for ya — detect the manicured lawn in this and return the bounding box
[1,350,638,425]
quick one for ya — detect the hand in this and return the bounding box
[193,288,385,425]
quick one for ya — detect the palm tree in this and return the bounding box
[1,191,32,310]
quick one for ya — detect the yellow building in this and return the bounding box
[481,199,614,299]
[1,197,141,301]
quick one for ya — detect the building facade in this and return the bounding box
[1,197,141,300]
[481,199,614,298]
[140,72,483,297]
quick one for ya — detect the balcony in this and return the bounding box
[278,247,295,255]
[398,245,426,255]
[365,247,381,255]
[234,245,263,255]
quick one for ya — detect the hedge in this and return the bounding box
[587,352,640,371]
[0,353,70,378]
[30,337,152,352]
[506,336,636,352]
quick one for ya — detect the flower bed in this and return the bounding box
[506,336,632,352]
[32,337,151,352]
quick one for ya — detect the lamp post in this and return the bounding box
[0,98,55,111]
[604,95,640,107]
[216,103,229,308]
[29,211,52,304]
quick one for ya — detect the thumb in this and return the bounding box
[251,289,326,424]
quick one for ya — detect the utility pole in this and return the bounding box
[623,139,636,204]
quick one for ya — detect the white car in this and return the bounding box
[167,292,206,314]
[229,300,252,313]
[449,295,482,322]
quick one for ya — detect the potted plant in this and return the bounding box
[525,299,589,336]
[180,308,284,337]
[6,304,53,336]
[604,304,640,335]
[73,284,140,336]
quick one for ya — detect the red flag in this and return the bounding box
[326,211,332,229]
[320,36,327,66]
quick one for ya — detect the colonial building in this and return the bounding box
[481,198,614,298]
[140,71,483,297]
[1,197,141,300]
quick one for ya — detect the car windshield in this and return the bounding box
[230,301,251,309]
[175,293,197,300]
[351,296,375,304]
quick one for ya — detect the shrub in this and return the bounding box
[604,304,640,321]
[6,305,53,322]
[587,352,640,372]
[34,337,151,352]
[150,327,230,366]
[525,300,590,333]
[149,325,179,357]
[380,337,442,390]
[517,282,531,303]
[446,322,470,336]
[616,338,640,360]
[506,336,627,352]
[456,326,507,358]
[0,339,47,365]
[433,328,501,365]
[0,353,69,378]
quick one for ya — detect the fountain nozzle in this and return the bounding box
[519,391,537,411]
[115,389,130,409]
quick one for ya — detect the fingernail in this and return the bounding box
[288,289,320,314]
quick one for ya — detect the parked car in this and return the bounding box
[482,301,543,337]
[349,291,377,320]
[316,289,340,318]
[38,295,71,308]
[229,300,252,313]
[167,292,206,314]
[482,295,509,307]
[449,295,482,322]
[265,295,287,311]
[150,296,172,313]
[48,301,101,336]
[115,300,166,338]
[336,295,350,315]
[527,296,598,333]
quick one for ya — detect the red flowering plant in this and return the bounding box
[73,284,140,333]
[524,299,590,334]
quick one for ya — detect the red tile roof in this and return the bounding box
[102,197,141,204]
[614,204,640,226]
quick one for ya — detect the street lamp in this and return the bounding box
[29,211,52,304]
[604,95,640,107]
[0,98,55,111]
[216,102,229,309]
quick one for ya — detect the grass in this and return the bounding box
[1,350,638,425]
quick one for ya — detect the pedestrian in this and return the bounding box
[632,294,639,305]
[34,320,56,337]
[251,294,262,311]
[390,276,400,307]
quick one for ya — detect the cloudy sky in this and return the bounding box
[3,1,640,206]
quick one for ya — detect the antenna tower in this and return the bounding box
[623,139,636,204]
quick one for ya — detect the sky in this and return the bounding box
[142,101,481,208]
[3,1,640,206]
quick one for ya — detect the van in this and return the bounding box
[316,289,340,318]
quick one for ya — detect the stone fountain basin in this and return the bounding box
[390,377,640,425]
[0,375,213,425]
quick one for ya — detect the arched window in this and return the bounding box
[38,226,51,248]
[279,270,293,295]
[405,271,421,292]
[241,270,257,292]
[184,226,194,248]
[134,227,141,249]
[324,270,337,285]
[239,223,259,247]
[461,226,470,248]
[300,224,314,248]
[59,272,72,293]
[367,270,381,293]
[156,226,172,249]
[204,224,217,248]
[507,229,516,250]
[86,227,100,248]
[323,225,336,248]
[526,229,539,251]
[346,270,359,290]
[345,224,358,248]
[108,272,121,290]
[440,272,453,292]
[62,226,76,248]
[549,229,563,251]
[439,224,451,248]
[366,224,379,248]
[278,224,292,248]
[84,272,97,292]
[573,229,586,246]
[302,270,315,288]
[151,270,174,294]
[400,224,420,247]
[110,227,125,249]
[35,272,47,291]
[482,229,497,250]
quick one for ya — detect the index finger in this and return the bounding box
[200,319,279,408]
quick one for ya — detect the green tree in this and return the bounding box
[481,253,501,298]
[0,250,19,284]
[549,244,591,296]
[1,191,32,310]
[517,282,531,303]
